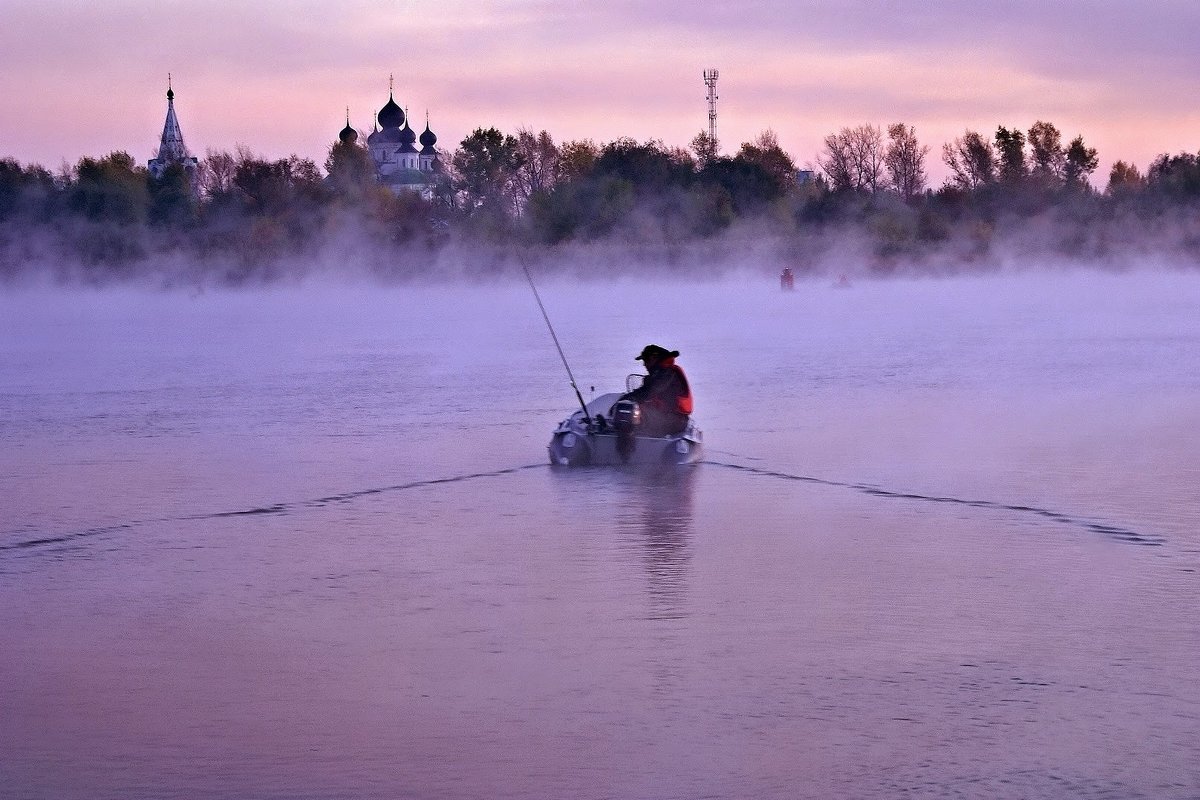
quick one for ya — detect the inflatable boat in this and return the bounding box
[547,391,703,467]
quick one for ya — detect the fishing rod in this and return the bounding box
[520,258,592,425]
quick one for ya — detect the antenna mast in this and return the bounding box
[703,68,719,144]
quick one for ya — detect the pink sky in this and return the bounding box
[2,0,1197,183]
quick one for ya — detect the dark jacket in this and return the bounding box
[623,358,693,424]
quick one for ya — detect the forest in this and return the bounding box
[2,121,1199,285]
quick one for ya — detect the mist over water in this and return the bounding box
[2,270,1198,799]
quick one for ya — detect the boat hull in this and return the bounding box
[547,393,703,467]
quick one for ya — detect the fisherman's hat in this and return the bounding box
[635,344,679,361]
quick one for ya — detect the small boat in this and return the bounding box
[548,391,703,467]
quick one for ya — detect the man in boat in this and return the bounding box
[619,344,693,437]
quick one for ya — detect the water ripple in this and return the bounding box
[0,463,546,554]
[1,456,1167,558]
[702,459,1164,547]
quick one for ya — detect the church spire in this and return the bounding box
[157,76,187,162]
[148,76,198,179]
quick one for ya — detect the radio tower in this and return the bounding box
[703,68,720,144]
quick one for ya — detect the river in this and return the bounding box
[1,270,1198,798]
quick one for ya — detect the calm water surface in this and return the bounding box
[1,272,1198,799]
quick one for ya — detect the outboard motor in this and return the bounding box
[611,399,641,462]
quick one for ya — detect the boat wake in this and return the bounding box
[0,464,547,555]
[701,458,1164,547]
[1,455,1164,558]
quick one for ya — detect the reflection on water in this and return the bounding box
[615,466,696,620]
[547,464,697,622]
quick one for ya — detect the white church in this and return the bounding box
[341,81,442,195]
[148,79,441,195]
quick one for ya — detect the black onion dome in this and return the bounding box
[378,94,404,129]
[339,123,358,144]
[419,123,437,149]
[396,122,418,153]
[376,126,404,144]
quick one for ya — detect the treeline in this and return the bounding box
[0,144,449,283]
[2,121,1199,284]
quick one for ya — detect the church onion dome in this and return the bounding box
[419,123,437,150]
[378,94,404,129]
[339,122,358,144]
[396,123,417,153]
[376,126,404,144]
